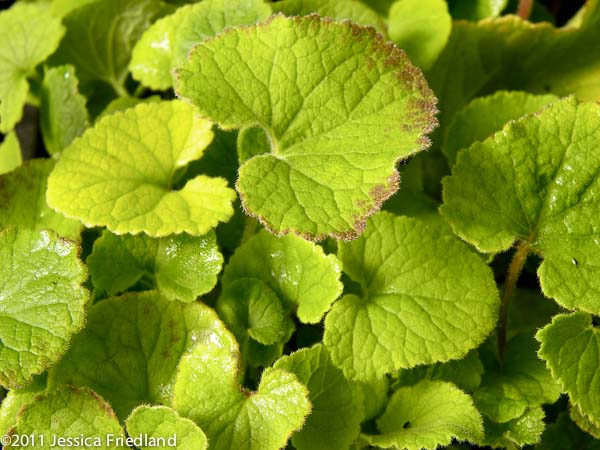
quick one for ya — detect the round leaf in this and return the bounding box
[176,14,437,240]
[48,291,236,420]
[47,100,235,237]
[0,228,88,388]
[324,212,499,380]
[442,98,600,315]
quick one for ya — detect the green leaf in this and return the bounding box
[97,96,161,121]
[87,230,222,302]
[6,386,126,449]
[447,0,508,20]
[536,312,600,425]
[0,132,22,175]
[538,411,600,450]
[50,0,165,95]
[272,0,386,34]
[357,0,395,16]
[0,159,82,241]
[50,0,98,19]
[507,288,562,340]
[570,403,600,440]
[388,0,452,70]
[0,3,65,132]
[0,376,45,436]
[323,212,499,380]
[40,65,89,156]
[443,91,557,166]
[396,349,484,393]
[48,291,236,420]
[217,278,293,346]
[47,100,235,237]
[441,98,600,315]
[474,334,561,423]
[221,229,342,323]
[427,1,600,140]
[363,380,484,450]
[173,342,311,450]
[479,406,546,448]
[354,377,389,422]
[273,344,364,450]
[176,14,437,240]
[126,405,207,450]
[130,0,272,90]
[0,228,88,388]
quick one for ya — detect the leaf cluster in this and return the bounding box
[0,0,599,449]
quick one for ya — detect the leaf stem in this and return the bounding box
[517,0,534,20]
[241,216,259,244]
[109,78,131,98]
[498,241,530,363]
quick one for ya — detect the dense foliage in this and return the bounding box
[0,0,599,449]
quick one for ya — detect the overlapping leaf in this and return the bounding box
[442,98,600,314]
[273,344,364,450]
[427,0,600,134]
[51,0,165,95]
[473,334,560,423]
[363,380,484,450]
[220,230,342,324]
[537,312,600,425]
[87,230,222,302]
[443,91,557,166]
[388,0,451,70]
[126,406,207,450]
[47,100,235,236]
[176,14,437,239]
[0,3,65,132]
[40,65,89,156]
[0,159,82,241]
[173,341,310,450]
[131,0,272,90]
[0,133,22,175]
[272,0,385,34]
[6,386,125,449]
[323,212,499,380]
[479,407,546,448]
[48,291,236,420]
[0,228,88,388]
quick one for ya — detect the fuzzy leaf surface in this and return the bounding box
[364,380,484,450]
[176,15,437,239]
[537,312,600,425]
[130,0,272,90]
[0,3,65,132]
[87,230,222,302]
[47,100,235,237]
[0,228,87,388]
[173,342,310,450]
[6,386,125,449]
[273,344,364,450]
[324,212,499,380]
[221,229,342,323]
[0,159,82,241]
[126,405,207,450]
[40,65,89,157]
[442,98,600,314]
[48,291,236,420]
